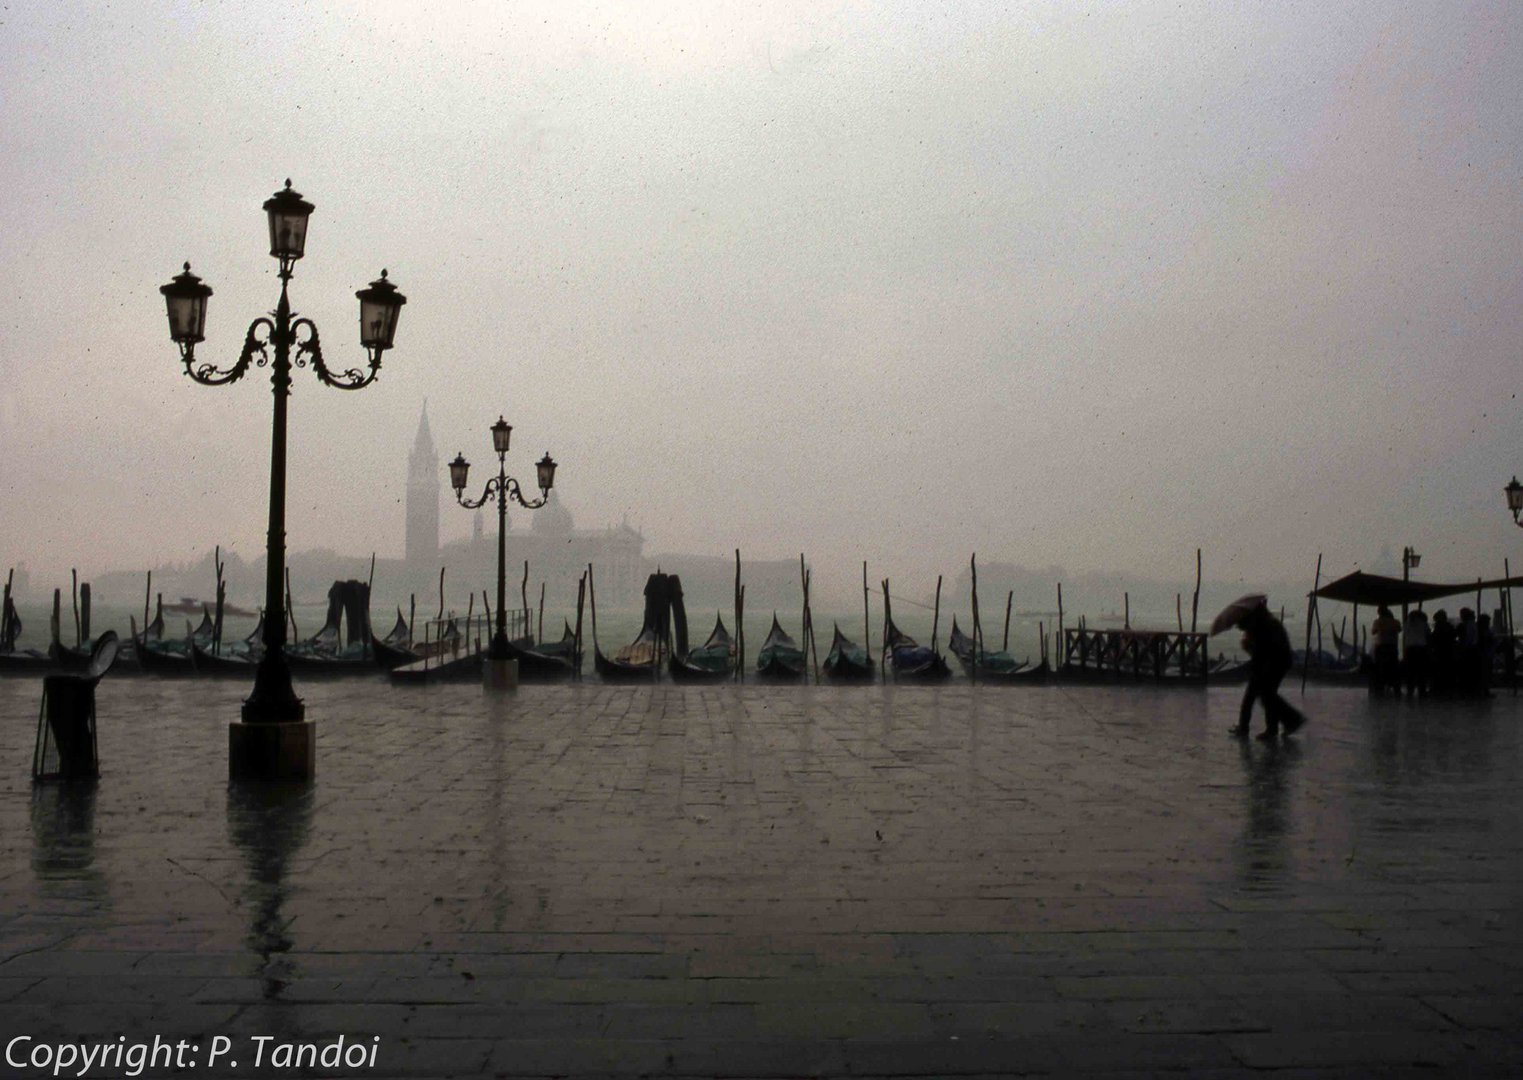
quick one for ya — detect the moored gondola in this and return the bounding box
[504,620,580,681]
[190,611,266,676]
[0,648,54,675]
[596,626,661,682]
[370,608,419,670]
[389,649,484,684]
[669,615,736,682]
[947,618,1032,679]
[756,614,807,681]
[135,634,199,677]
[884,618,952,682]
[822,623,873,681]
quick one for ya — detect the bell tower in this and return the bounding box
[406,400,439,566]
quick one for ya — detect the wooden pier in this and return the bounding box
[1061,627,1210,684]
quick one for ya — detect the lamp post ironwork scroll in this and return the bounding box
[159,180,405,777]
[448,421,557,661]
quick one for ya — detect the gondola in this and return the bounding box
[49,640,94,673]
[822,624,874,682]
[285,644,377,676]
[884,618,952,682]
[388,649,484,684]
[0,600,51,675]
[596,625,662,682]
[534,620,579,661]
[190,612,266,677]
[370,608,419,671]
[756,614,807,681]
[503,620,580,681]
[0,647,55,675]
[669,615,736,683]
[947,619,1031,680]
[130,607,218,676]
[283,599,376,676]
[135,632,199,677]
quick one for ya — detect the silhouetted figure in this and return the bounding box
[1403,609,1429,698]
[1429,610,1455,695]
[1478,613,1495,698]
[1370,605,1402,695]
[1456,608,1479,696]
[1231,603,1306,741]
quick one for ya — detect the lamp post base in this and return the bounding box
[484,657,519,692]
[229,719,315,780]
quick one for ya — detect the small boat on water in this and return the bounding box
[884,618,951,682]
[369,608,419,671]
[389,648,484,684]
[284,588,377,676]
[669,615,735,682]
[947,619,1032,679]
[132,605,217,677]
[165,596,258,618]
[191,611,267,676]
[756,615,807,681]
[594,570,673,682]
[596,625,662,682]
[503,620,580,681]
[822,624,873,682]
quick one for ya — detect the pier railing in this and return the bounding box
[414,608,532,671]
[1061,627,1209,683]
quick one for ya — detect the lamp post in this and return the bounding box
[160,180,406,778]
[1401,546,1421,624]
[449,421,557,684]
[1506,478,1523,526]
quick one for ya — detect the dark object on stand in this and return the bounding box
[34,632,119,781]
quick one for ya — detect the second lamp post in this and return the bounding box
[449,418,557,667]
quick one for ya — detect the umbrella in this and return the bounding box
[1210,594,1267,636]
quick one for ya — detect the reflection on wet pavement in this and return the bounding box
[1,680,1520,1076]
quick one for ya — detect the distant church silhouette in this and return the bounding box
[402,403,644,607]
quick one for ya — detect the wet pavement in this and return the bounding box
[1,678,1521,1078]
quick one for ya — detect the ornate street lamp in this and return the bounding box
[1506,477,1523,526]
[449,419,558,673]
[160,180,405,779]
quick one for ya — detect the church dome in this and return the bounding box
[530,491,573,535]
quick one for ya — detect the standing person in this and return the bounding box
[1478,614,1495,698]
[1430,610,1456,694]
[1403,609,1430,697]
[1370,605,1402,695]
[1456,609,1479,696]
[1231,602,1307,741]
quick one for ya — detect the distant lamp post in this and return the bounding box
[449,419,558,679]
[160,180,406,779]
[1507,477,1523,525]
[1400,546,1421,622]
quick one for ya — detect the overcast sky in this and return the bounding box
[1,0,1520,599]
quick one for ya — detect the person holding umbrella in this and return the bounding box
[1212,595,1307,740]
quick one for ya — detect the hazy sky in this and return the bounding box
[2,0,1520,598]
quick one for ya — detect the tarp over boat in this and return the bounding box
[1311,571,1523,607]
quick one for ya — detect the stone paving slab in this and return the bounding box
[1,679,1521,1077]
